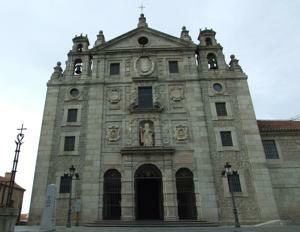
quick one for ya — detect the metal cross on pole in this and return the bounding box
[139,4,145,14]
[5,124,26,207]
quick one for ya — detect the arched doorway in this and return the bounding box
[176,168,197,220]
[103,169,121,220]
[134,164,164,220]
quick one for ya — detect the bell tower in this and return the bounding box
[64,34,92,80]
[197,28,227,72]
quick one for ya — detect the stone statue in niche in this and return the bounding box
[174,125,188,141]
[170,86,184,102]
[106,126,120,142]
[107,88,121,104]
[139,121,154,146]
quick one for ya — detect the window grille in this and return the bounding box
[169,61,179,73]
[110,63,120,75]
[227,173,242,192]
[64,136,75,151]
[67,109,78,122]
[220,131,233,146]
[138,87,153,108]
[59,176,71,193]
[262,140,279,159]
[215,102,227,116]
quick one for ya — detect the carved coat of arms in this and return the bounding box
[174,125,188,141]
[134,56,155,76]
[170,86,184,102]
[107,88,121,104]
[106,126,120,142]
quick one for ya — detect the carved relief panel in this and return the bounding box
[169,85,185,110]
[106,125,121,143]
[134,56,155,76]
[174,124,188,142]
[106,87,122,110]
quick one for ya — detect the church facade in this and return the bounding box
[29,14,300,225]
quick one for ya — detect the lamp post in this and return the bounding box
[222,162,240,228]
[65,165,79,228]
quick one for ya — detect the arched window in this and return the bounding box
[205,37,212,46]
[103,169,121,220]
[77,43,83,52]
[74,59,83,75]
[176,168,197,220]
[207,53,218,69]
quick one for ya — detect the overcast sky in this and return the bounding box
[0,0,299,214]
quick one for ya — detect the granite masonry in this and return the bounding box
[28,14,300,225]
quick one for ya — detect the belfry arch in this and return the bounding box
[134,164,164,220]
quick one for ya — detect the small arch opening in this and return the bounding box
[77,43,83,52]
[205,37,212,46]
[74,59,83,75]
[207,53,218,70]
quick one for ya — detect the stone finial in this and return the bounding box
[180,26,192,41]
[137,14,148,28]
[229,54,243,72]
[51,61,63,79]
[94,30,105,47]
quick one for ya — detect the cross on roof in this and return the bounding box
[17,124,27,134]
[139,4,145,14]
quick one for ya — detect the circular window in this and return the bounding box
[70,88,80,97]
[138,36,149,46]
[213,83,223,92]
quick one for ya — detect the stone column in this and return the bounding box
[162,158,178,221]
[121,159,134,221]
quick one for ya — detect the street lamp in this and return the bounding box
[65,165,79,228]
[222,162,241,228]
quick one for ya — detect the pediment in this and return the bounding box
[91,27,197,52]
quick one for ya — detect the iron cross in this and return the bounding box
[139,4,145,14]
[17,124,27,134]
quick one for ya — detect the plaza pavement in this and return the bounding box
[14,225,300,232]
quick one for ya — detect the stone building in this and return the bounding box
[29,14,300,225]
[0,172,26,223]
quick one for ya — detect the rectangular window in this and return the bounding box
[59,176,71,193]
[64,136,75,151]
[220,131,233,146]
[215,102,227,116]
[169,61,179,73]
[138,87,153,108]
[110,63,120,75]
[227,174,242,192]
[262,140,279,159]
[67,109,78,122]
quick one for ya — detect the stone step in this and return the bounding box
[84,220,219,227]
